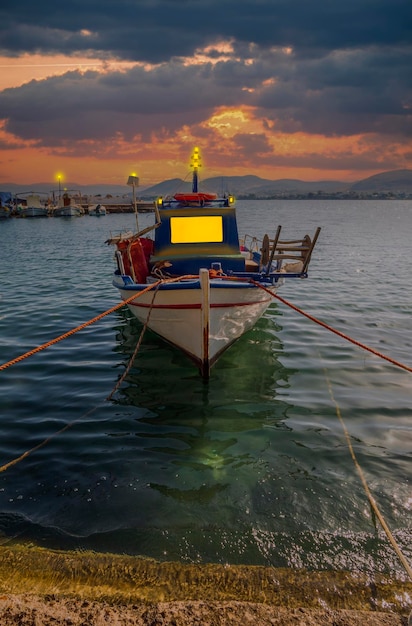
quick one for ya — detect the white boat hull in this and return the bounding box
[20,207,49,218]
[53,206,84,217]
[114,272,275,375]
[88,205,106,216]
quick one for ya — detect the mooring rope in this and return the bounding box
[0,275,198,373]
[1,274,411,580]
[252,280,412,582]
[0,275,193,474]
[4,275,409,376]
[0,405,102,474]
[0,285,163,473]
[251,280,412,374]
[0,281,162,372]
[0,271,411,614]
[323,366,412,582]
[0,284,161,473]
[106,282,161,401]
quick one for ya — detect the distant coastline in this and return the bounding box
[235,191,412,200]
[2,168,412,202]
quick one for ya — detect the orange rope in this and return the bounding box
[2,270,410,585]
[106,274,199,399]
[0,275,196,473]
[250,280,412,374]
[0,275,202,373]
[2,272,410,375]
[0,282,164,372]
[254,282,412,580]
[106,282,161,401]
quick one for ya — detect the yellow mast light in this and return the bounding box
[55,172,64,200]
[190,146,202,171]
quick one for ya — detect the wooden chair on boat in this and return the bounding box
[260,225,321,274]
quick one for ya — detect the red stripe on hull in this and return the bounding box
[129,298,271,310]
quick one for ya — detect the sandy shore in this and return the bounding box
[0,596,410,625]
[1,544,410,625]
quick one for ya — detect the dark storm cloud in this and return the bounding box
[1,43,411,146]
[255,46,412,136]
[0,0,411,156]
[1,0,411,62]
[233,133,272,156]
[0,62,256,143]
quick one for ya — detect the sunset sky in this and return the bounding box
[0,0,411,186]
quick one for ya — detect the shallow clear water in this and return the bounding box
[0,201,411,578]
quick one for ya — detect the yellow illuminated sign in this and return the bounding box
[170,216,223,244]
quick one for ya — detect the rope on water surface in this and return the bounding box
[0,275,197,373]
[254,282,412,581]
[0,406,101,474]
[0,276,190,473]
[3,274,409,375]
[0,287,163,472]
[104,273,199,400]
[251,280,412,374]
[0,274,411,612]
[323,367,412,582]
[0,281,163,372]
[106,282,161,401]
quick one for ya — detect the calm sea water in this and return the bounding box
[0,200,411,578]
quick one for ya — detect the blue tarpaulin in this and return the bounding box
[0,191,12,204]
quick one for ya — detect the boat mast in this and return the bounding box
[190,146,201,193]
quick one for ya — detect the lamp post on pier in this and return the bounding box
[127,173,139,231]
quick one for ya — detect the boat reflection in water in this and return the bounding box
[107,305,296,562]
[107,307,411,576]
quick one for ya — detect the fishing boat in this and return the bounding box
[15,192,50,218]
[88,203,107,216]
[107,148,321,377]
[51,191,84,217]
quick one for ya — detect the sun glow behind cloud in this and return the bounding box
[182,40,236,66]
[0,93,408,185]
[206,108,254,137]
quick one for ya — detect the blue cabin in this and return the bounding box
[150,200,246,275]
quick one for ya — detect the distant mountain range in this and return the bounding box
[2,169,412,198]
[142,175,349,197]
[142,169,412,198]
